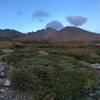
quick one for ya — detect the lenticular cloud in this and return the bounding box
[32,10,49,22]
[67,16,88,26]
[46,20,64,31]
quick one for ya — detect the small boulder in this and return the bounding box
[0,89,6,93]
[0,96,6,100]
[0,72,6,78]
[0,64,5,72]
[4,79,11,87]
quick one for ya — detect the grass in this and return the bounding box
[0,40,100,100]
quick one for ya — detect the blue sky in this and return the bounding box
[0,0,100,33]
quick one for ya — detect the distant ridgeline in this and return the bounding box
[0,27,100,41]
[0,29,24,39]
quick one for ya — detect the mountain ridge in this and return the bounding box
[25,26,100,42]
[51,26,100,42]
[0,27,100,42]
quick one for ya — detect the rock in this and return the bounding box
[0,96,6,100]
[88,93,96,97]
[0,61,8,73]
[0,79,5,86]
[90,63,100,70]
[0,89,6,93]
[1,49,14,54]
[0,79,11,87]
[39,50,49,56]
[4,80,11,87]
[0,64,5,72]
[0,72,6,78]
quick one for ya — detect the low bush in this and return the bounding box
[11,57,97,100]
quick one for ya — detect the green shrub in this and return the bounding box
[11,57,97,100]
[3,42,99,100]
[5,47,38,64]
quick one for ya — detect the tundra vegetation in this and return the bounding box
[1,40,100,100]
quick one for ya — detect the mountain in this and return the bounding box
[0,29,24,38]
[25,28,57,40]
[50,26,100,42]
[25,26,100,42]
[0,27,100,42]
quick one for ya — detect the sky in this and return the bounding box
[0,0,100,33]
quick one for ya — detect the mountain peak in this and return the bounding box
[51,26,100,42]
[61,26,87,32]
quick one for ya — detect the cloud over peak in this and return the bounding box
[46,20,64,31]
[67,16,88,26]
